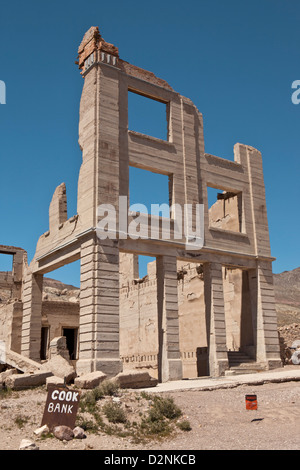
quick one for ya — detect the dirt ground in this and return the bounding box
[0,371,299,451]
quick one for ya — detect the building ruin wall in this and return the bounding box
[0,26,282,381]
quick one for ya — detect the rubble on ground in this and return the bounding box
[112,370,158,389]
[278,323,300,364]
[74,371,107,389]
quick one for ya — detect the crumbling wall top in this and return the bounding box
[77,26,174,92]
[77,26,119,72]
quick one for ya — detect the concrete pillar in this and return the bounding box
[203,262,229,376]
[240,270,255,357]
[11,250,24,300]
[21,272,43,361]
[249,260,281,369]
[76,236,122,377]
[156,254,182,383]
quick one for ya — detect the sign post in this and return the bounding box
[41,386,81,431]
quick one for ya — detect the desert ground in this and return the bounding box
[0,366,299,451]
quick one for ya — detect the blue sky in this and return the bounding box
[0,0,299,286]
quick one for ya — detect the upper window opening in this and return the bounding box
[207,186,243,233]
[138,255,156,279]
[129,166,171,217]
[128,90,168,141]
[0,253,13,272]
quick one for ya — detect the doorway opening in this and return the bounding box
[41,259,80,361]
[119,253,159,378]
[177,260,208,378]
[62,327,78,360]
[222,267,255,361]
[40,326,49,361]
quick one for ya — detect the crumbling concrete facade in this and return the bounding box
[119,257,266,379]
[0,26,282,382]
[0,245,79,363]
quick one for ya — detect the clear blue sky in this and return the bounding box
[0,0,299,287]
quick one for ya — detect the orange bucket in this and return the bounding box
[245,394,257,410]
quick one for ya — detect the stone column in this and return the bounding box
[156,254,182,383]
[248,260,281,369]
[11,250,24,300]
[203,262,229,376]
[76,235,122,377]
[21,272,43,361]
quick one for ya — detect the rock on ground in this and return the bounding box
[73,426,86,439]
[53,425,74,441]
[19,439,39,450]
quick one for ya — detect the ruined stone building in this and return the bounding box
[0,27,282,382]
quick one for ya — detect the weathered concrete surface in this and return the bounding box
[46,375,65,390]
[0,368,17,388]
[39,354,76,383]
[139,367,300,393]
[112,370,158,389]
[5,371,53,390]
[0,26,282,384]
[49,336,71,360]
[3,349,40,373]
[74,371,107,389]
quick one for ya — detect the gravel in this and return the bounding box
[0,377,299,451]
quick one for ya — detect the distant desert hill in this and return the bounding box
[42,277,79,291]
[273,267,300,326]
[42,277,80,302]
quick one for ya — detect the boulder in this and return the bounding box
[53,425,74,441]
[291,350,300,365]
[112,370,158,389]
[73,426,86,439]
[291,340,300,350]
[74,371,107,389]
[19,439,39,450]
[34,424,50,438]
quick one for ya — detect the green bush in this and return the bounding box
[151,395,182,420]
[141,416,171,436]
[77,388,185,442]
[0,387,13,399]
[79,380,120,413]
[177,420,192,432]
[98,379,120,397]
[79,390,97,413]
[14,415,29,429]
[102,402,127,424]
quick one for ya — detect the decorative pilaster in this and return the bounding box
[249,260,281,368]
[76,236,122,377]
[203,262,229,376]
[21,272,43,361]
[156,255,182,383]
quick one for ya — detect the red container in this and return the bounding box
[245,394,257,410]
